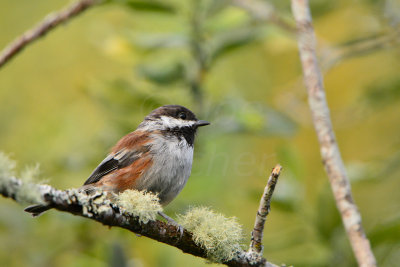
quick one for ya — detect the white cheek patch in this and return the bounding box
[138,116,197,131]
[159,116,196,129]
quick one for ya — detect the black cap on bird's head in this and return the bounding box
[144,105,210,128]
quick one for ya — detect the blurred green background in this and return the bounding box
[1,0,399,266]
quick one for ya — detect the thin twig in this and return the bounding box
[249,165,282,255]
[290,1,377,267]
[0,0,100,69]
[231,0,296,33]
[0,175,279,267]
[320,30,400,70]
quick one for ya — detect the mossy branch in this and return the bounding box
[0,153,281,267]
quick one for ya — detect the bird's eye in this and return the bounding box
[178,112,186,120]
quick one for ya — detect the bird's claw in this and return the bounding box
[166,220,184,237]
[174,223,184,237]
[158,211,184,237]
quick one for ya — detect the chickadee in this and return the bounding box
[25,105,210,223]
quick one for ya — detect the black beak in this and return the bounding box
[195,120,210,127]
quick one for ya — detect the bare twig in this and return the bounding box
[0,175,279,267]
[231,0,296,33]
[233,0,400,73]
[320,30,400,70]
[0,0,100,69]
[249,164,282,255]
[290,1,377,267]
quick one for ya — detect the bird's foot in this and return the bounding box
[158,211,184,237]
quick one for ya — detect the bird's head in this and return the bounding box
[139,105,210,132]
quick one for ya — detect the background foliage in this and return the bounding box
[0,0,399,266]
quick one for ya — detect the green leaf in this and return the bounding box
[209,28,259,65]
[133,33,188,50]
[137,62,185,85]
[116,0,175,14]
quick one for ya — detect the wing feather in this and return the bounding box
[83,131,152,185]
[83,154,119,185]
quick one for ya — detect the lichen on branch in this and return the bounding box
[0,152,280,267]
[178,206,244,263]
[117,189,163,224]
[0,152,43,204]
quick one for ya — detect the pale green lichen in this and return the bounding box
[178,206,244,263]
[20,163,41,183]
[0,152,43,204]
[0,151,16,180]
[17,164,44,204]
[117,190,162,224]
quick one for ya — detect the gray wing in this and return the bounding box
[83,149,140,185]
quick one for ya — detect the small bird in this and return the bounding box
[25,105,210,224]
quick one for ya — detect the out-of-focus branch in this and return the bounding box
[231,0,296,33]
[0,173,280,267]
[249,165,282,255]
[290,1,377,267]
[321,30,400,70]
[233,0,399,71]
[187,0,208,111]
[0,0,100,69]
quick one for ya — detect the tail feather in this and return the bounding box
[24,204,52,217]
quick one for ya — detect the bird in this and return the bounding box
[25,105,210,226]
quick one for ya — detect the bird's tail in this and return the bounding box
[24,204,52,217]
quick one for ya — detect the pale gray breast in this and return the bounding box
[135,133,194,205]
